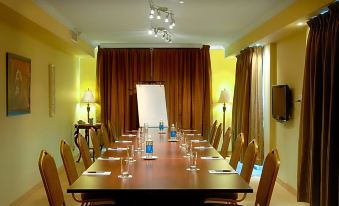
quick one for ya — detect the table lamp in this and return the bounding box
[82,88,95,124]
[217,89,230,137]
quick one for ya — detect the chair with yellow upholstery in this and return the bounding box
[205,139,258,203]
[220,127,232,158]
[38,150,66,206]
[208,120,218,144]
[77,134,93,170]
[101,124,112,150]
[212,123,223,149]
[90,128,102,159]
[60,140,115,205]
[229,133,244,169]
[204,149,280,206]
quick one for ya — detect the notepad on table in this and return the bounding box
[107,147,128,151]
[191,140,208,143]
[201,156,223,160]
[121,134,136,137]
[97,157,120,161]
[194,146,213,150]
[208,169,238,174]
[83,171,111,176]
[115,140,132,143]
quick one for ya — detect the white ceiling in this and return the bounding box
[34,0,295,48]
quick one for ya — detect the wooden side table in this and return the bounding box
[74,123,102,162]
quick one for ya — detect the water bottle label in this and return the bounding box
[159,123,164,131]
[170,131,176,138]
[146,141,153,153]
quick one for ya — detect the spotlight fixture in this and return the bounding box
[148,26,172,43]
[148,0,176,30]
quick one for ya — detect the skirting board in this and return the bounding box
[276,177,297,196]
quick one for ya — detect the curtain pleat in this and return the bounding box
[297,2,339,206]
[232,48,252,154]
[249,47,264,164]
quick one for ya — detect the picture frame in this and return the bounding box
[6,52,31,116]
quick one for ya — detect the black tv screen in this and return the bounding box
[272,85,291,122]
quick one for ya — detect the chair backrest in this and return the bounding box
[101,124,111,149]
[107,120,116,142]
[77,134,93,170]
[60,140,79,185]
[240,139,258,183]
[229,133,244,169]
[212,123,223,149]
[90,128,101,159]
[255,149,280,206]
[208,120,218,144]
[38,150,66,206]
[220,127,232,158]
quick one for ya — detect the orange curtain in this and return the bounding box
[152,45,212,136]
[97,46,212,138]
[96,48,151,137]
[232,48,251,151]
[297,2,339,205]
[232,47,264,163]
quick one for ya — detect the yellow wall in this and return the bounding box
[0,19,79,205]
[76,57,98,123]
[210,49,236,150]
[271,28,307,191]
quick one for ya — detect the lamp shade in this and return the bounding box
[217,89,230,103]
[81,89,95,103]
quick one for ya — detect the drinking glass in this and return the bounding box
[118,158,131,178]
[187,151,199,171]
[127,145,136,162]
[135,128,144,152]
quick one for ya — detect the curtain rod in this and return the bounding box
[99,43,202,49]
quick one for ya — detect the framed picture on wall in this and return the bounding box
[6,52,31,116]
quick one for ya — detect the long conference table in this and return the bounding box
[67,128,252,205]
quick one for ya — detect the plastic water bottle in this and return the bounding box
[159,119,164,132]
[170,124,177,139]
[145,135,153,158]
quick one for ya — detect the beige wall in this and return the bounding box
[0,20,79,205]
[272,28,307,191]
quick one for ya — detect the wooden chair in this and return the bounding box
[101,124,111,150]
[77,134,93,170]
[229,133,244,169]
[204,139,258,203]
[240,140,258,184]
[38,150,66,206]
[220,127,232,158]
[60,140,115,205]
[212,123,223,149]
[204,149,280,206]
[107,120,116,142]
[208,120,218,144]
[90,128,102,159]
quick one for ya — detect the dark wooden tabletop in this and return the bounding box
[67,128,252,205]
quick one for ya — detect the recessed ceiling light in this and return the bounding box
[179,1,184,4]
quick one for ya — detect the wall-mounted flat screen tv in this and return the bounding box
[272,84,291,122]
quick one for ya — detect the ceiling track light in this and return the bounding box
[148,0,176,27]
[148,26,172,43]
